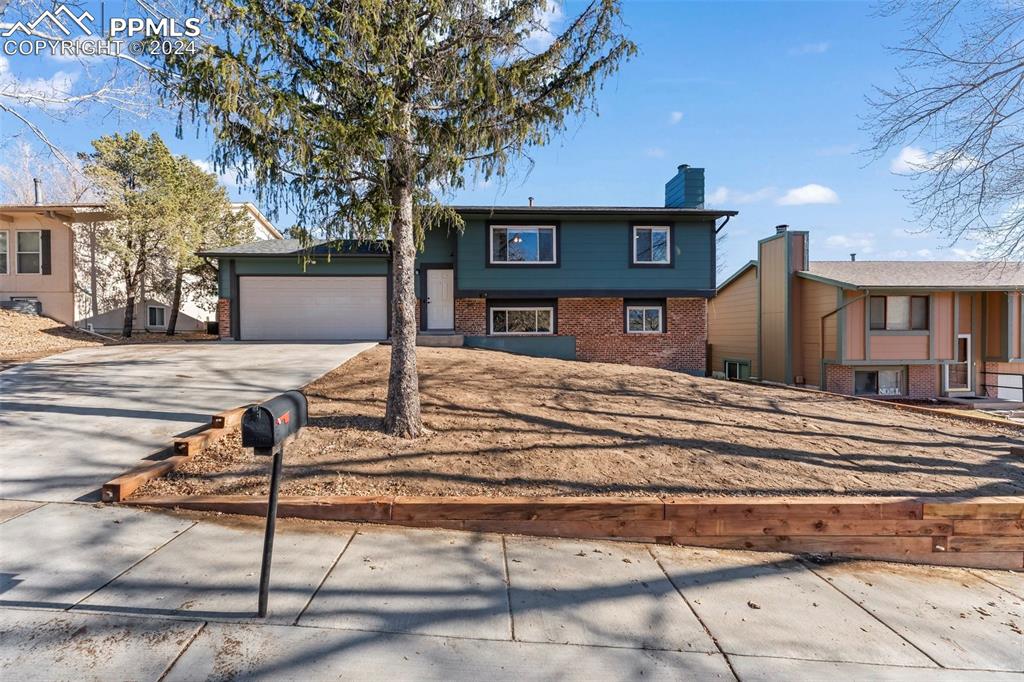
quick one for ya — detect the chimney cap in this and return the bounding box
[528,196,535,207]
[677,164,690,171]
[775,224,789,234]
[850,253,857,262]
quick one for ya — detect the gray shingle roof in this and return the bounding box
[452,205,736,217]
[802,260,1024,289]
[199,239,390,257]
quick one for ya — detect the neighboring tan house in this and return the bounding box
[709,225,1024,400]
[0,203,108,325]
[76,202,283,333]
[201,165,737,373]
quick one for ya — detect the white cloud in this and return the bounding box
[789,41,830,56]
[777,183,839,206]
[890,145,976,174]
[192,159,239,188]
[645,147,666,158]
[524,2,564,52]
[668,111,683,125]
[825,233,875,253]
[0,55,78,109]
[706,186,776,206]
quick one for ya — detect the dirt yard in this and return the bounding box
[140,346,1024,499]
[0,309,105,367]
[0,309,218,369]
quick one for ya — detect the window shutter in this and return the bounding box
[41,229,51,275]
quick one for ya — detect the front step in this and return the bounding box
[416,333,464,347]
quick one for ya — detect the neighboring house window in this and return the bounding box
[626,305,663,333]
[148,305,166,327]
[16,230,41,274]
[0,231,7,274]
[490,306,553,335]
[855,369,904,396]
[632,226,671,264]
[869,295,928,331]
[490,225,556,264]
[724,360,750,380]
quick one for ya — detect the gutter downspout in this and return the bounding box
[819,291,867,390]
[715,215,731,234]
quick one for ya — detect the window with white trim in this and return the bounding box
[632,226,670,264]
[854,369,904,396]
[148,305,166,327]
[626,305,663,333]
[489,226,556,264]
[16,230,41,274]
[0,231,7,274]
[489,306,553,335]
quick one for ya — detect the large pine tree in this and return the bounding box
[160,0,635,437]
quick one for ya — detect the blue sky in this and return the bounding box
[0,1,981,280]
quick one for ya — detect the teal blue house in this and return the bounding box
[203,165,736,373]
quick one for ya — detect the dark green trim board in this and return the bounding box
[229,259,239,340]
[836,287,845,363]
[627,223,675,269]
[456,288,715,299]
[464,335,576,360]
[929,295,937,360]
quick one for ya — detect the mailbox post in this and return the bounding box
[241,390,308,618]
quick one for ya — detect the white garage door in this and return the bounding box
[239,276,387,340]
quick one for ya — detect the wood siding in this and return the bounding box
[798,278,838,387]
[933,292,954,360]
[709,266,758,376]
[871,334,930,360]
[843,291,866,361]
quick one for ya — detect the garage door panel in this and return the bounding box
[239,277,387,340]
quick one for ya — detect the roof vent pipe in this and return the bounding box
[850,253,856,262]
[528,196,534,207]
[775,224,788,234]
[33,178,42,205]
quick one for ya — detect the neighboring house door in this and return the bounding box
[945,334,971,393]
[238,276,387,341]
[426,268,454,330]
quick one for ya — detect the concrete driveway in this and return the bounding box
[0,342,375,502]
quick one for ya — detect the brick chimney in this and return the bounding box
[664,164,704,209]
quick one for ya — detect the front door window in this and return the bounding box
[947,335,971,392]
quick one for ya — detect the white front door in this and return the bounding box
[426,268,454,330]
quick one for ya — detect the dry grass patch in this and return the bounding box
[139,346,1024,499]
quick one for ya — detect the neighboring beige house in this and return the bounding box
[1,201,282,332]
[0,204,108,325]
[76,202,283,333]
[710,224,1024,400]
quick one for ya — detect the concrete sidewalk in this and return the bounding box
[1,500,1021,680]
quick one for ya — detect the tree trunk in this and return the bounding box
[122,273,136,338]
[167,267,183,336]
[383,107,423,438]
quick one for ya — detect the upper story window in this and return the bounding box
[0,231,8,274]
[489,225,556,264]
[869,295,928,331]
[632,225,671,265]
[16,230,41,274]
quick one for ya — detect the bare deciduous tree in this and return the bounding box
[868,0,1024,258]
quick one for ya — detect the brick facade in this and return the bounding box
[453,296,707,373]
[825,363,941,399]
[454,298,487,335]
[216,297,232,339]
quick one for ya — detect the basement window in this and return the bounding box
[854,368,904,396]
[490,306,553,335]
[626,305,663,333]
[724,360,751,380]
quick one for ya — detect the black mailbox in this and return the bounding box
[242,390,308,453]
